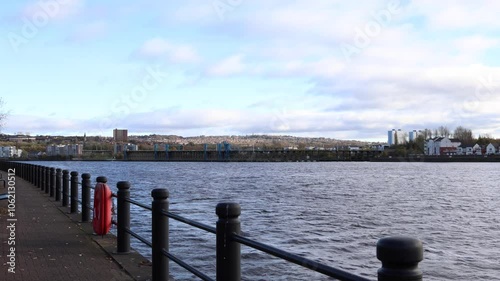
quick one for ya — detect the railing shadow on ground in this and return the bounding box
[2,161,424,281]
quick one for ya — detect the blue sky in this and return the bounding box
[1,0,500,141]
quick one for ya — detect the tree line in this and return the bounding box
[414,126,496,145]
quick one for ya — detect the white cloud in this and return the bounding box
[22,0,85,22]
[453,36,499,54]
[206,54,246,77]
[408,0,500,30]
[67,20,108,42]
[5,0,500,140]
[136,38,201,64]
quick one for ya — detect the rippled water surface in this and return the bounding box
[31,161,500,280]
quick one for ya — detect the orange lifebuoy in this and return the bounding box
[93,182,112,235]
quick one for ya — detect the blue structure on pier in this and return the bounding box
[224,141,231,160]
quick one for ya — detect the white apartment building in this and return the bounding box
[388,129,408,145]
[0,146,23,158]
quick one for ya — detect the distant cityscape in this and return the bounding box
[1,127,499,159]
[0,128,374,159]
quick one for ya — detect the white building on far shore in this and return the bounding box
[424,137,461,155]
[0,146,23,158]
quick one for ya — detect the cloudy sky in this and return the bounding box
[1,0,499,141]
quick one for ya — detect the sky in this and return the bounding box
[1,0,500,142]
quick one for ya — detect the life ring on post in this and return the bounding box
[93,182,112,235]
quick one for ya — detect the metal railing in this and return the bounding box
[2,161,424,281]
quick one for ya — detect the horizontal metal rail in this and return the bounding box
[126,228,152,248]
[161,248,214,281]
[125,198,152,211]
[162,210,216,234]
[231,233,373,281]
[125,224,204,281]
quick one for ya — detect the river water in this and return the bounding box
[28,161,500,280]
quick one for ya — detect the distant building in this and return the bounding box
[486,143,498,155]
[0,146,22,158]
[424,137,461,155]
[396,129,407,144]
[113,129,128,142]
[408,130,421,142]
[114,143,138,154]
[388,129,396,145]
[388,129,407,145]
[46,144,83,156]
[8,135,36,142]
[457,144,474,155]
[371,144,388,151]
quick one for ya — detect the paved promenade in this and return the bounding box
[0,173,149,281]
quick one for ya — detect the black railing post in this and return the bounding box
[32,165,35,187]
[62,170,70,207]
[31,164,35,185]
[38,165,41,188]
[216,202,241,281]
[28,164,32,184]
[50,167,56,197]
[40,165,44,189]
[117,181,131,253]
[35,165,39,188]
[151,189,169,281]
[81,173,91,222]
[55,168,62,201]
[40,166,44,192]
[377,236,423,281]
[33,164,37,185]
[45,166,50,194]
[70,171,79,213]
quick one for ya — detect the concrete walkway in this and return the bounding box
[0,173,151,281]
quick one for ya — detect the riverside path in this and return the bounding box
[0,171,139,281]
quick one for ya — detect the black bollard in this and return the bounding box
[45,167,50,194]
[40,166,44,189]
[62,170,69,207]
[33,165,37,185]
[50,168,56,197]
[37,166,41,190]
[81,173,91,222]
[31,164,35,185]
[151,189,169,281]
[70,171,79,213]
[40,165,44,189]
[117,181,131,253]
[55,168,62,201]
[96,176,107,183]
[216,202,241,281]
[37,165,41,188]
[28,164,32,184]
[377,236,423,281]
